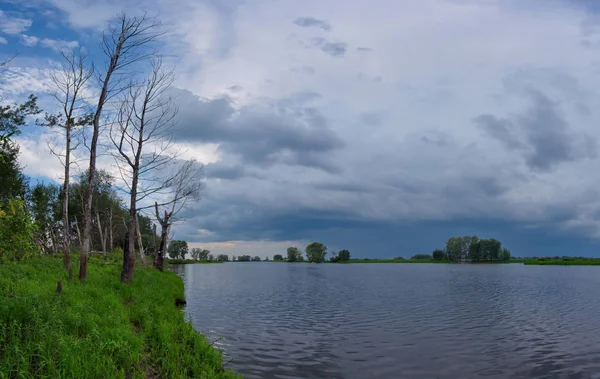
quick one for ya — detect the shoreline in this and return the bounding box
[0,255,241,378]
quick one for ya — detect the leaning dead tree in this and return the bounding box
[109,58,178,283]
[80,13,162,281]
[154,160,203,270]
[41,49,93,270]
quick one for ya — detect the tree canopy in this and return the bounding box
[434,236,511,262]
[287,247,302,262]
[305,242,327,263]
[168,240,188,259]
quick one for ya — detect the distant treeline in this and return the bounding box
[424,236,512,262]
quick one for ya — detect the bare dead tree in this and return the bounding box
[40,49,93,271]
[109,57,178,282]
[154,160,203,270]
[80,13,162,281]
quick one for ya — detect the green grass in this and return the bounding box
[0,255,241,379]
[524,259,600,266]
[167,259,223,265]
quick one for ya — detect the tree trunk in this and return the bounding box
[103,226,108,259]
[50,227,58,255]
[121,178,138,283]
[63,126,70,269]
[152,223,159,268]
[97,211,106,256]
[108,207,114,253]
[135,213,146,264]
[75,216,81,247]
[157,221,168,271]
[81,21,126,281]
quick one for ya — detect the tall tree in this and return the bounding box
[168,240,188,259]
[109,58,177,282]
[42,49,93,269]
[338,249,351,261]
[153,160,203,271]
[287,247,301,262]
[305,242,327,263]
[80,13,162,281]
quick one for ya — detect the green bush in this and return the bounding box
[0,199,38,261]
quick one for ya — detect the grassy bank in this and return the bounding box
[167,259,223,265]
[0,255,240,378]
[524,259,600,266]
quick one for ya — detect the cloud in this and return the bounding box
[293,17,331,31]
[20,34,39,46]
[476,89,596,172]
[205,162,246,180]
[320,42,347,57]
[10,0,600,257]
[0,11,32,34]
[0,37,7,44]
[40,38,79,51]
[171,88,345,172]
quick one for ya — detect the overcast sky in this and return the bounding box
[3,0,600,258]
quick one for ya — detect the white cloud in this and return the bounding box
[14,133,65,181]
[20,34,39,46]
[40,38,79,51]
[0,10,32,34]
[0,36,7,44]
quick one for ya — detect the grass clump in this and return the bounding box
[0,255,241,378]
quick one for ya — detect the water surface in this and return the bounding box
[174,263,600,379]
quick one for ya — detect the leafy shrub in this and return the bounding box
[112,246,124,257]
[0,199,38,261]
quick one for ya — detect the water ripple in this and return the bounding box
[173,263,600,379]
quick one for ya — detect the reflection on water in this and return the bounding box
[174,263,600,379]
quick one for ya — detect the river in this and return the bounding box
[173,262,600,379]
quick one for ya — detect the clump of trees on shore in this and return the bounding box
[0,14,203,283]
[432,236,511,262]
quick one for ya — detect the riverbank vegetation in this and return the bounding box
[524,257,600,265]
[0,13,239,377]
[0,255,240,378]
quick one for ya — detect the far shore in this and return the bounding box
[172,258,600,266]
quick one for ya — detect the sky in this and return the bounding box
[2,0,600,258]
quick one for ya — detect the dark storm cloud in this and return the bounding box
[171,88,345,172]
[565,0,600,13]
[205,162,246,180]
[475,90,596,172]
[473,114,525,150]
[293,17,331,31]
